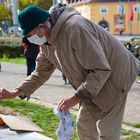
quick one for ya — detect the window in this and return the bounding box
[133,5,140,13]
[117,4,125,14]
[100,6,108,14]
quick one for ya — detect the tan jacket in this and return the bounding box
[17,6,139,112]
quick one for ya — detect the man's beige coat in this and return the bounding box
[17,6,139,112]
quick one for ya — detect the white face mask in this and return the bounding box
[27,34,47,45]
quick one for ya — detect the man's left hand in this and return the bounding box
[58,95,80,112]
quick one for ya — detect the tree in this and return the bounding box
[34,0,53,10]
[0,3,10,23]
[18,0,33,11]
[18,0,52,11]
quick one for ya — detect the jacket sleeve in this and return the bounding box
[16,50,55,99]
[72,25,111,100]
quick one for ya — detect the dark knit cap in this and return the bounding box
[18,5,50,36]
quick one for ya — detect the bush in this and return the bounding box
[124,38,140,60]
[0,37,24,58]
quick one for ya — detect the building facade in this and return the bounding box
[65,0,140,35]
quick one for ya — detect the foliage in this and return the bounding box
[124,38,140,60]
[0,56,26,64]
[33,0,53,10]
[124,38,140,76]
[0,37,24,58]
[0,3,11,23]
[18,0,31,11]
[18,0,53,11]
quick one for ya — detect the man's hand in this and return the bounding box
[0,88,22,100]
[58,95,81,112]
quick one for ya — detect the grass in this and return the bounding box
[0,99,78,140]
[0,99,140,140]
[124,122,140,128]
[0,56,26,64]
[121,129,140,140]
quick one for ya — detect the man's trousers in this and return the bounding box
[76,95,127,140]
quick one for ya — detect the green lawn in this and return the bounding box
[0,57,26,64]
[0,99,78,140]
[124,122,140,129]
[121,129,140,140]
[0,99,140,140]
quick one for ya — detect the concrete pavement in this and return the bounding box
[0,62,140,124]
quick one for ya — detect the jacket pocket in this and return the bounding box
[91,79,120,112]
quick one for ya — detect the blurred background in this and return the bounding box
[0,0,139,65]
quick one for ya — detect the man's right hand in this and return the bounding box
[0,88,22,100]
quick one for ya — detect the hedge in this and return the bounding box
[0,37,139,60]
[0,37,24,58]
[124,38,140,60]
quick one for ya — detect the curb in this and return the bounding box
[29,98,56,108]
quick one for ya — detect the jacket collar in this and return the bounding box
[48,5,80,44]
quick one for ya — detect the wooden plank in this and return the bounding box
[0,115,42,132]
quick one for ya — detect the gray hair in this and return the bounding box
[44,19,51,30]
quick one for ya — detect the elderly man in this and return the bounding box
[0,4,139,140]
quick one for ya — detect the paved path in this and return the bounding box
[0,62,140,124]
